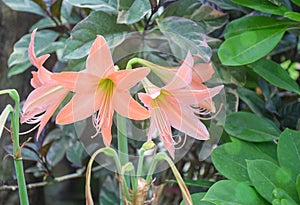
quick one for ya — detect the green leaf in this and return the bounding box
[50,0,63,20]
[117,0,151,24]
[65,0,117,14]
[46,137,69,167]
[296,174,300,200]
[247,159,298,203]
[284,11,300,21]
[63,11,130,61]
[225,112,281,142]
[66,141,84,165]
[3,0,46,16]
[272,188,299,205]
[162,0,202,17]
[190,4,228,34]
[180,193,214,205]
[291,0,300,7]
[218,28,285,66]
[99,176,120,205]
[203,180,268,205]
[237,87,268,117]
[268,0,282,6]
[278,129,300,181]
[207,0,249,12]
[212,139,276,183]
[248,59,300,95]
[224,16,293,39]
[158,17,211,62]
[7,30,62,77]
[231,0,290,16]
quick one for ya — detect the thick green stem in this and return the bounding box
[9,90,29,205]
[117,114,128,167]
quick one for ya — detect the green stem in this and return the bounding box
[9,90,29,205]
[126,58,158,70]
[137,149,145,177]
[117,114,128,167]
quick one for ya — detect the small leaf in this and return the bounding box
[267,0,282,6]
[218,28,285,66]
[212,139,276,183]
[65,0,117,14]
[158,17,211,62]
[237,87,268,117]
[247,159,299,203]
[248,59,300,95]
[117,0,151,24]
[162,0,202,18]
[284,11,300,21]
[225,112,281,142]
[291,0,300,7]
[231,0,290,16]
[66,141,84,165]
[3,0,47,16]
[180,192,214,205]
[203,180,268,205]
[63,11,130,61]
[50,0,63,20]
[278,129,300,181]
[207,0,249,12]
[224,16,294,39]
[46,137,69,167]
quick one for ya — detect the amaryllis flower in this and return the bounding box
[138,52,223,158]
[21,29,69,139]
[144,58,217,112]
[51,35,150,146]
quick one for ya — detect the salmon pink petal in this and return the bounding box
[109,67,150,90]
[113,90,150,120]
[31,71,42,88]
[56,93,96,124]
[193,63,214,83]
[171,85,224,105]
[163,103,209,140]
[138,93,153,110]
[86,35,115,77]
[101,125,112,147]
[164,52,194,90]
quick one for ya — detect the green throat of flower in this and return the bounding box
[98,78,114,94]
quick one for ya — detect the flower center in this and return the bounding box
[98,78,114,93]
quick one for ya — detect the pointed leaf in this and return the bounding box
[225,112,281,142]
[219,29,285,66]
[247,159,298,203]
[3,0,47,16]
[66,140,84,165]
[203,180,268,205]
[249,59,300,95]
[224,16,294,39]
[63,11,130,60]
[117,0,151,24]
[158,17,211,62]
[212,139,276,183]
[65,0,117,13]
[278,129,300,181]
[231,0,290,16]
[162,0,202,17]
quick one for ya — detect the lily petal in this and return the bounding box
[113,90,149,120]
[86,35,115,77]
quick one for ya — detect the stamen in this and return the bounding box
[197,103,223,120]
[174,133,187,150]
[19,123,41,135]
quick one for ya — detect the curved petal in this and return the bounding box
[31,71,42,88]
[164,52,194,90]
[86,35,115,77]
[109,67,150,90]
[138,93,153,109]
[113,90,150,120]
[56,93,96,124]
[101,123,112,147]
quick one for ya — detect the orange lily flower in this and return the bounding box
[138,52,223,158]
[21,29,69,139]
[51,35,150,146]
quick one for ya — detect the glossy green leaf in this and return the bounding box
[203,180,268,205]
[99,176,120,205]
[66,141,84,165]
[3,0,46,16]
[267,0,282,6]
[219,29,285,66]
[237,87,268,117]
[63,11,130,61]
[46,137,69,167]
[180,193,213,205]
[284,12,300,21]
[65,0,117,14]
[212,139,276,183]
[249,59,300,95]
[247,159,298,203]
[231,0,290,16]
[207,0,249,12]
[162,0,202,17]
[158,17,211,62]
[224,16,293,39]
[50,0,62,20]
[278,129,300,181]
[7,30,63,77]
[291,0,300,7]
[272,188,299,205]
[225,112,281,142]
[117,0,151,24]
[296,174,300,200]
